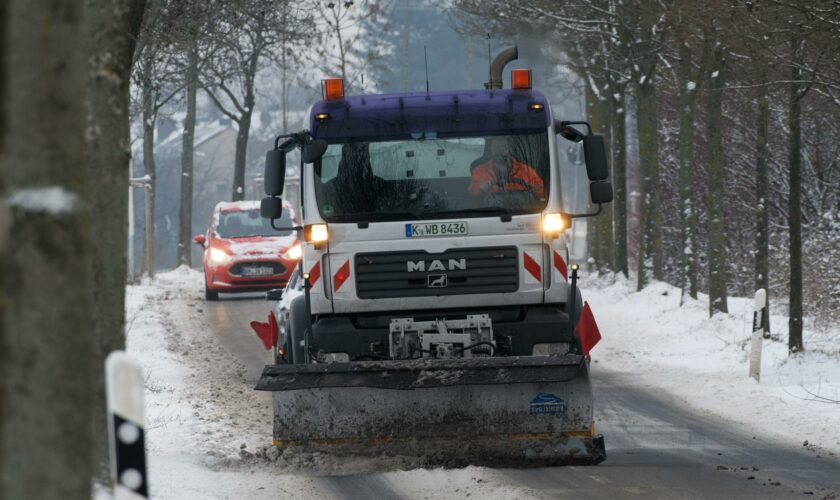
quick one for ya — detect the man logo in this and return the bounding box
[406,259,466,273]
[427,274,448,288]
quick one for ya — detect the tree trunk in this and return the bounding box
[231,110,251,201]
[141,63,156,277]
[84,0,146,482]
[584,83,601,266]
[402,0,411,92]
[677,42,699,301]
[0,1,95,498]
[706,49,728,316]
[596,96,614,271]
[179,43,198,267]
[280,3,289,134]
[635,71,662,290]
[788,47,804,353]
[611,88,628,277]
[754,79,771,334]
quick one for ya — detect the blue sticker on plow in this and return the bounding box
[529,393,565,415]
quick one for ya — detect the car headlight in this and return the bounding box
[282,243,302,260]
[208,247,232,264]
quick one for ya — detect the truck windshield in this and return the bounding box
[314,132,549,222]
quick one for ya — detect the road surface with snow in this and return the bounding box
[127,268,840,499]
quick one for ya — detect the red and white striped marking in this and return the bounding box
[523,251,542,284]
[308,261,321,289]
[333,259,351,291]
[553,250,568,282]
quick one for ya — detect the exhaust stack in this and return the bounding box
[485,46,519,90]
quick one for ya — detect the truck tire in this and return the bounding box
[286,295,309,364]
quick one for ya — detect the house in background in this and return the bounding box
[131,117,273,275]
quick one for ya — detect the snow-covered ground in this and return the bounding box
[584,272,840,457]
[122,267,839,498]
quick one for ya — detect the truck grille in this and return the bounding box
[355,247,518,298]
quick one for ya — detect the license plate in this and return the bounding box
[242,266,274,277]
[405,221,468,238]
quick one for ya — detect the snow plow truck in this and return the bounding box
[256,47,613,467]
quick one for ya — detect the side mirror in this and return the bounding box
[302,139,328,163]
[266,288,284,301]
[261,196,284,219]
[554,119,585,142]
[590,181,613,204]
[193,234,206,246]
[583,135,609,181]
[264,149,286,196]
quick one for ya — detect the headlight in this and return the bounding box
[304,224,329,243]
[282,243,302,260]
[208,247,232,264]
[542,213,569,234]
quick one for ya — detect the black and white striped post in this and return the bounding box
[106,351,148,499]
[749,289,767,382]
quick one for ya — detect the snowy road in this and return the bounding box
[202,294,273,384]
[198,295,839,499]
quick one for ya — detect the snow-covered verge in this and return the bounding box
[583,272,840,457]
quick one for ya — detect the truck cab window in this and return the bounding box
[314,132,549,222]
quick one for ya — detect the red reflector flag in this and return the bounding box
[250,311,278,350]
[575,301,602,356]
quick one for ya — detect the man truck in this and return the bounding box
[256,48,613,466]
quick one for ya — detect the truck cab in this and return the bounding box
[262,69,612,365]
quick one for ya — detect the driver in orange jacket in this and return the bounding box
[468,136,545,198]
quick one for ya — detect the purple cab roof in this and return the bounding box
[310,88,550,141]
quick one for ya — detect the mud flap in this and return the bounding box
[255,355,606,467]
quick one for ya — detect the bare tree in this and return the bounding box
[704,32,729,315]
[133,2,188,275]
[309,0,392,94]
[84,0,148,481]
[202,0,289,201]
[0,1,95,497]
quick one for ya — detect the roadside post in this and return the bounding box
[128,174,152,280]
[106,351,148,500]
[749,289,767,382]
[568,264,580,340]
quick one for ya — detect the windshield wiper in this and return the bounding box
[426,207,513,221]
[329,210,423,223]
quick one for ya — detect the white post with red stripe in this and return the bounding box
[749,289,767,382]
[106,351,148,500]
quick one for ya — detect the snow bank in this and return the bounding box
[124,266,325,499]
[583,272,840,456]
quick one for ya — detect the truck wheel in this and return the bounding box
[286,296,309,364]
[205,286,219,301]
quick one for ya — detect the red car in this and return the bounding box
[194,200,300,300]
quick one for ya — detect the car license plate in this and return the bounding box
[405,221,468,238]
[242,266,274,277]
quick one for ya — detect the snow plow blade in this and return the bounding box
[255,355,605,467]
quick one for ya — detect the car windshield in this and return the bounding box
[216,209,294,238]
[314,132,549,222]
